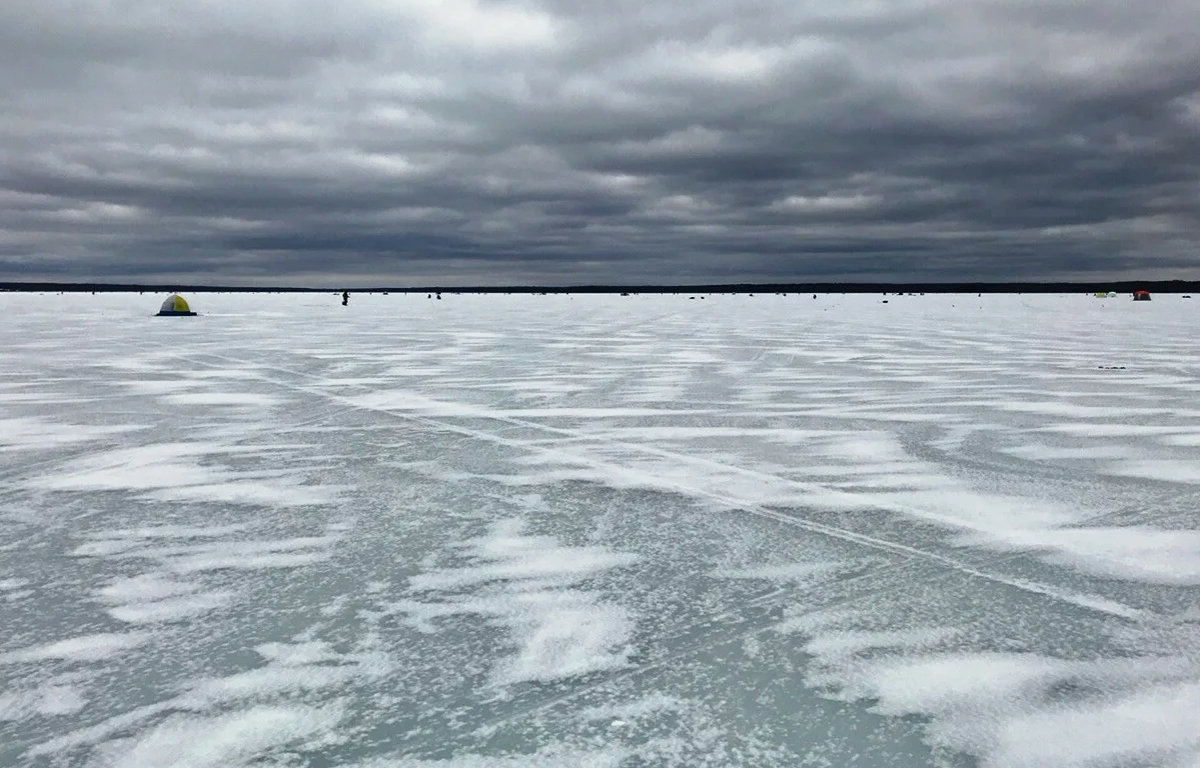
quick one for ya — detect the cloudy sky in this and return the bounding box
[2,0,1199,286]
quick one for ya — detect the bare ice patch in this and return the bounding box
[110,379,211,396]
[162,392,281,408]
[350,744,631,767]
[717,561,847,583]
[346,390,488,418]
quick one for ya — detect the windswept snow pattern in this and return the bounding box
[2,291,1200,767]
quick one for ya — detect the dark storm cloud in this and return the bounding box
[1,0,1199,285]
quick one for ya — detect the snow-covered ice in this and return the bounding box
[2,291,1200,767]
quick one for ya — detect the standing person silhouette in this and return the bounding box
[342,291,349,306]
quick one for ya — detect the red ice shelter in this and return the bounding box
[1133,290,1152,301]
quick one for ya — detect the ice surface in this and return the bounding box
[3,292,1200,767]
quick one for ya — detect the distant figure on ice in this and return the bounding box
[342,291,349,306]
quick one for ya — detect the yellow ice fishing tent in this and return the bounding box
[156,294,197,316]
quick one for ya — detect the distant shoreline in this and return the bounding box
[2,281,1198,294]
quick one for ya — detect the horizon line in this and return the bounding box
[2,279,1199,294]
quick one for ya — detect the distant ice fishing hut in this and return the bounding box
[1133,290,1152,302]
[156,294,197,316]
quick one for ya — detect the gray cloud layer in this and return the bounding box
[2,0,1199,285]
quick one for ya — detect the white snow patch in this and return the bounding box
[31,444,238,491]
[1037,424,1196,437]
[991,681,1200,767]
[996,401,1167,418]
[976,526,1200,585]
[1109,460,1200,484]
[409,529,637,591]
[0,632,152,664]
[36,684,88,716]
[139,480,339,507]
[0,417,147,451]
[75,529,341,574]
[0,684,87,720]
[167,540,337,574]
[577,692,691,723]
[396,519,638,685]
[1003,444,1139,461]
[861,652,1069,714]
[598,426,851,444]
[886,489,1086,532]
[33,443,337,507]
[87,704,345,768]
[108,592,234,624]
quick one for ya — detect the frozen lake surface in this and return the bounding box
[2,291,1200,768]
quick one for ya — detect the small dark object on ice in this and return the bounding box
[1098,365,1127,370]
